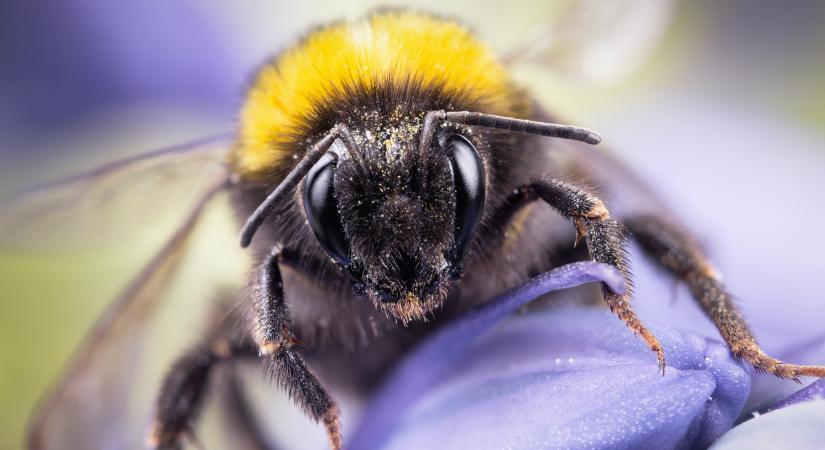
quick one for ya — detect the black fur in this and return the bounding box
[253,250,290,346]
[151,343,256,449]
[333,117,456,304]
[266,346,334,421]
[253,249,338,442]
[228,80,552,386]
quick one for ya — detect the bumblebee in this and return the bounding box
[18,9,825,450]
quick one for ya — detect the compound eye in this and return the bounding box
[303,152,351,265]
[444,134,486,258]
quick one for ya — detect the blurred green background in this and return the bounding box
[2,1,825,449]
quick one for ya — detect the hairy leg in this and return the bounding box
[491,177,666,372]
[149,247,343,450]
[627,214,825,380]
[253,248,342,450]
[148,340,257,449]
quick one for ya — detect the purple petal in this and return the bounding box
[743,333,825,414]
[770,379,825,410]
[350,262,750,450]
[710,401,825,449]
[757,333,825,412]
[348,261,624,450]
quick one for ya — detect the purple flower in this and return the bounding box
[5,2,825,449]
[711,400,825,449]
[771,379,825,411]
[350,262,751,450]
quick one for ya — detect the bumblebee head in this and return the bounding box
[301,118,486,323]
[239,110,599,324]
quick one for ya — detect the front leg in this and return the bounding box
[493,178,666,372]
[627,215,825,380]
[253,248,342,450]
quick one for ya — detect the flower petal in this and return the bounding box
[771,379,825,410]
[744,334,825,414]
[710,400,825,449]
[350,263,750,450]
[348,261,624,450]
[763,335,825,412]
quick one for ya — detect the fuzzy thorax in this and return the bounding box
[232,10,528,180]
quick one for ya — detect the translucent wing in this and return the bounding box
[502,0,676,84]
[0,134,233,252]
[17,138,252,449]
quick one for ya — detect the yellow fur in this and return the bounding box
[232,11,525,179]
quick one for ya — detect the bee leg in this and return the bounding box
[501,178,666,372]
[254,248,342,450]
[148,339,257,450]
[626,214,825,381]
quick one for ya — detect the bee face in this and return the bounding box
[302,119,486,322]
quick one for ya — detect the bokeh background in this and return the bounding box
[2,0,825,448]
